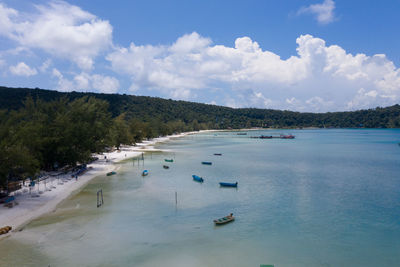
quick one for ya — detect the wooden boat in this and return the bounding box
[163,165,169,169]
[142,170,148,176]
[214,213,235,225]
[192,175,204,183]
[280,134,295,139]
[106,171,116,176]
[219,182,238,187]
[201,161,212,165]
[213,153,222,156]
[164,159,173,162]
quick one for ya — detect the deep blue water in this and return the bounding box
[0,129,399,266]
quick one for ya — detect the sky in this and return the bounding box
[0,0,399,112]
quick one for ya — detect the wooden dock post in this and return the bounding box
[97,189,104,207]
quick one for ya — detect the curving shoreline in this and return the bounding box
[0,131,203,240]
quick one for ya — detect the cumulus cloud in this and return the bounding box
[52,69,119,93]
[9,62,37,76]
[298,0,336,25]
[107,32,400,112]
[0,1,112,70]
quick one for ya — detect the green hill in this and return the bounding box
[1,86,400,128]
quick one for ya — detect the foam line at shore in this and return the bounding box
[0,131,208,239]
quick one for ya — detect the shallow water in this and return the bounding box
[1,129,400,266]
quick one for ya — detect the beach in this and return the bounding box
[0,132,197,240]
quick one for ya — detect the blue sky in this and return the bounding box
[0,0,399,112]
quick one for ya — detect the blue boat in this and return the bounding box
[142,170,148,176]
[106,171,116,176]
[219,182,238,187]
[192,175,204,183]
[201,161,212,165]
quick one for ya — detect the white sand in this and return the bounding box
[0,131,202,239]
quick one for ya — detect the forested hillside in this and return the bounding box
[1,86,400,129]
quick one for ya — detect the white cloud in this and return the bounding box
[0,1,112,70]
[39,59,52,73]
[52,69,119,93]
[107,32,400,112]
[91,74,119,93]
[9,62,37,76]
[298,0,336,25]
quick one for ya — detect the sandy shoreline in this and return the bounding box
[0,131,203,240]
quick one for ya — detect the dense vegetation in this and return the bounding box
[1,86,400,192]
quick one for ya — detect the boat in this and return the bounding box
[219,182,238,187]
[213,153,222,156]
[165,159,173,162]
[192,175,204,183]
[163,165,169,169]
[214,213,235,225]
[106,171,116,176]
[280,134,295,139]
[260,135,273,139]
[142,170,148,176]
[237,133,247,135]
[201,161,212,165]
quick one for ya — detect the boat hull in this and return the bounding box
[192,175,204,183]
[214,215,235,225]
[219,182,238,187]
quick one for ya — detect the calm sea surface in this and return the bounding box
[1,129,400,267]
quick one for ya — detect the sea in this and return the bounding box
[0,129,400,267]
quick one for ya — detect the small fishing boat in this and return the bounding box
[280,134,295,139]
[260,135,273,139]
[219,182,238,187]
[163,165,169,169]
[201,161,212,165]
[213,153,222,156]
[142,170,148,176]
[165,159,173,162]
[106,171,116,176]
[214,213,235,225]
[192,175,204,183]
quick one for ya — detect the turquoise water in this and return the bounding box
[1,129,400,266]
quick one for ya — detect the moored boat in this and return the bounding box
[142,170,148,176]
[201,161,212,165]
[280,134,295,139]
[219,182,238,187]
[192,175,204,183]
[106,171,116,176]
[165,159,173,162]
[214,213,235,225]
[214,153,222,156]
[163,165,169,169]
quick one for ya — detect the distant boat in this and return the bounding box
[214,213,235,225]
[260,135,273,139]
[165,159,173,162]
[106,171,116,176]
[219,182,238,188]
[163,165,169,169]
[201,161,212,165]
[213,153,222,156]
[237,133,247,135]
[280,134,295,139]
[192,175,204,183]
[142,170,148,176]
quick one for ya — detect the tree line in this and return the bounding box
[0,95,206,191]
